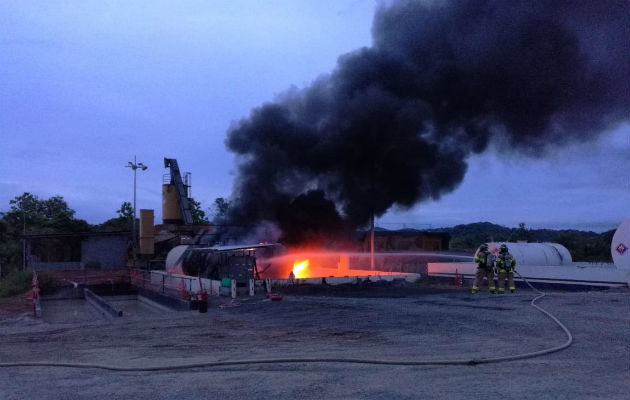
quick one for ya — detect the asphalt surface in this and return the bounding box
[0,285,628,400]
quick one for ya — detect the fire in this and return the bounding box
[257,250,411,279]
[292,259,309,278]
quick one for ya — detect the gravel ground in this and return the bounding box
[0,285,628,400]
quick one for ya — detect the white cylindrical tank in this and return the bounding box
[482,242,573,266]
[165,245,191,273]
[611,218,629,271]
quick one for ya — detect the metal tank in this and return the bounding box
[611,218,629,271]
[165,243,283,281]
[165,245,190,273]
[479,242,573,266]
[165,245,256,282]
[162,184,181,223]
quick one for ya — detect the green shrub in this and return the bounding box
[0,270,32,298]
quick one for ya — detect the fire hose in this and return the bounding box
[0,271,572,371]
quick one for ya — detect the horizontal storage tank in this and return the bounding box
[165,245,257,282]
[483,242,573,266]
[165,245,190,274]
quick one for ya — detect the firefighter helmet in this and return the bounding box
[500,244,508,253]
[479,243,488,251]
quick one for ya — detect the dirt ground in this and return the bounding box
[0,283,628,400]
[0,292,32,317]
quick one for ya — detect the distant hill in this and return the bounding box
[430,222,613,263]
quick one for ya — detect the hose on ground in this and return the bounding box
[0,272,572,371]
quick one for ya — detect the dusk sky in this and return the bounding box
[1,1,628,232]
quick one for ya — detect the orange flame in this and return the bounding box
[292,259,309,278]
[255,250,404,279]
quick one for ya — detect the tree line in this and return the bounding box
[0,193,231,276]
[441,222,615,263]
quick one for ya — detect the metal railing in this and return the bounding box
[36,268,219,303]
[129,269,217,300]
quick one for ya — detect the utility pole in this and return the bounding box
[22,209,26,271]
[126,156,148,268]
[370,213,375,271]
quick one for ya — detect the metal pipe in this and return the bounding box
[370,213,375,271]
[133,156,137,267]
[126,156,147,268]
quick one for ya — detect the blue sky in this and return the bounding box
[1,1,628,232]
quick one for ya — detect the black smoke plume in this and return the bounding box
[224,0,629,242]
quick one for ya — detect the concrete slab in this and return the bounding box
[84,288,123,318]
[106,298,160,317]
[40,299,103,324]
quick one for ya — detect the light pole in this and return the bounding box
[126,156,147,267]
[22,209,26,271]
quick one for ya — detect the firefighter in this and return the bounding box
[495,244,516,293]
[471,243,495,293]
